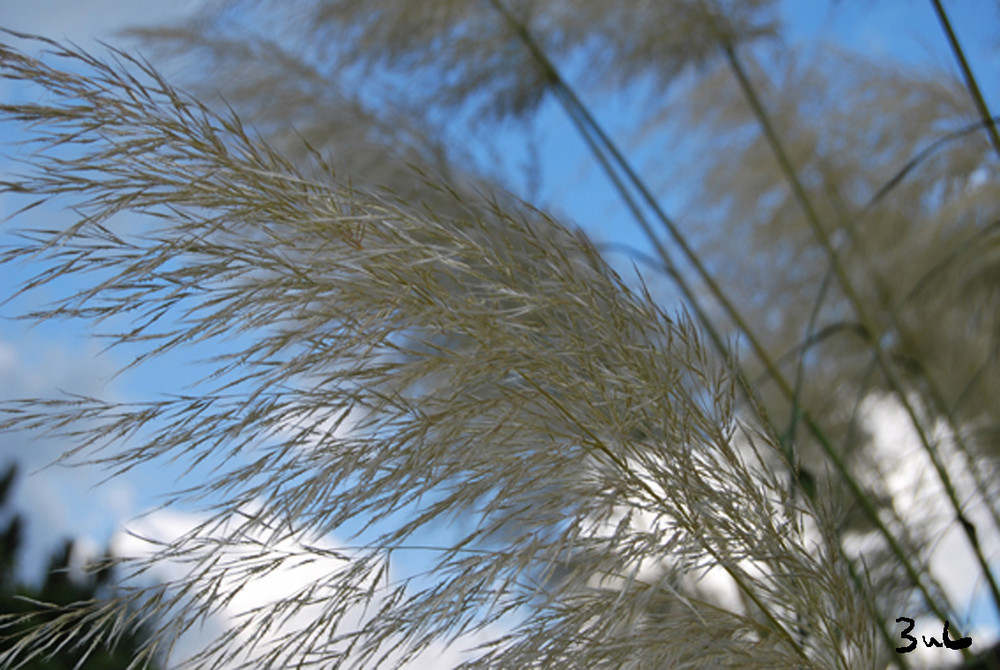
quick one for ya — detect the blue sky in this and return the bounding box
[1,1,999,666]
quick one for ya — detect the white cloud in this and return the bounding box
[862,392,1000,667]
[0,334,144,581]
[861,393,1000,607]
[112,506,502,669]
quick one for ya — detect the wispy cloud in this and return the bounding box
[114,507,504,669]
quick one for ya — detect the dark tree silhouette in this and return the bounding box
[0,464,160,669]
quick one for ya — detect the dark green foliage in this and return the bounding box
[0,464,158,670]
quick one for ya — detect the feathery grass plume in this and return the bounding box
[653,45,1000,620]
[656,41,1000,472]
[121,1,1000,668]
[123,18,495,214]
[136,0,777,125]
[0,33,900,668]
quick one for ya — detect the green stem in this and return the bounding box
[486,0,956,658]
[929,0,1000,159]
[723,41,998,635]
[831,172,1000,541]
